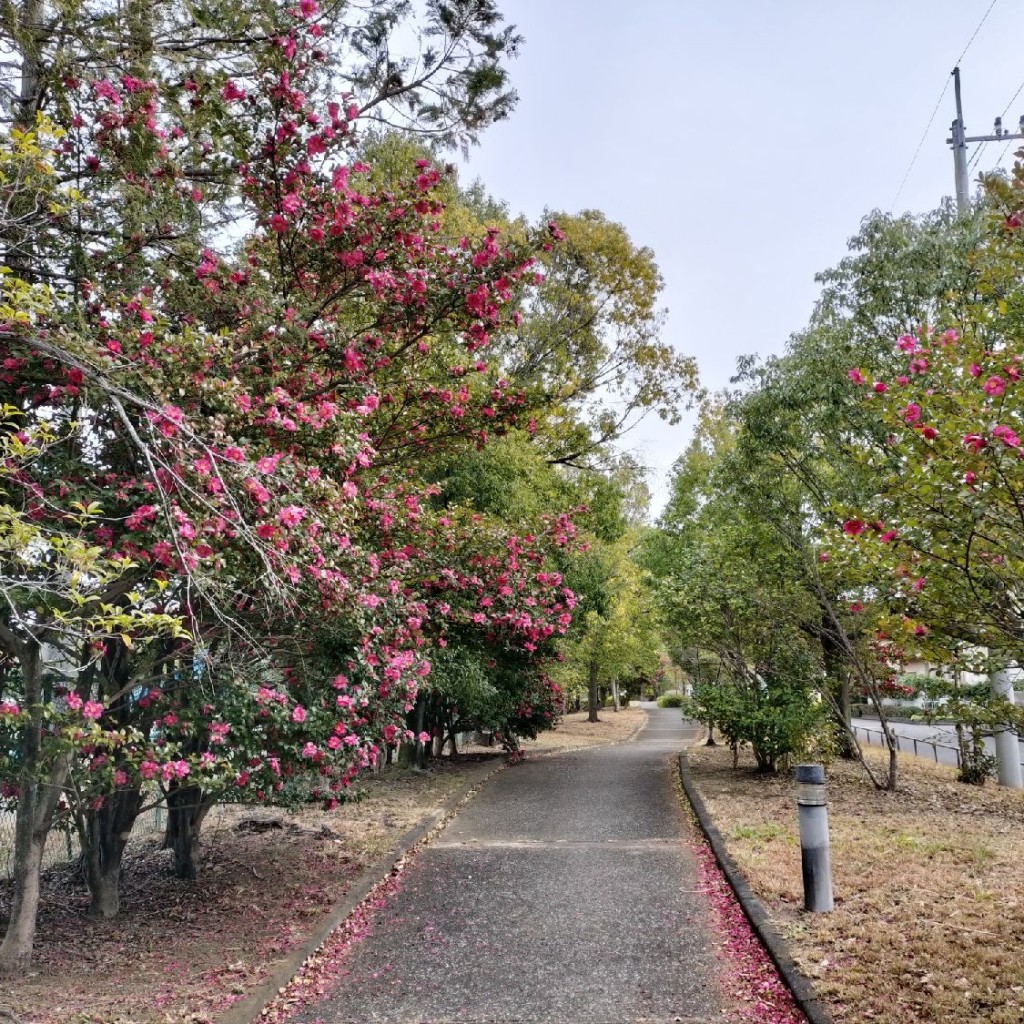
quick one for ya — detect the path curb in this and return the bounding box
[677,752,834,1024]
[217,758,505,1024]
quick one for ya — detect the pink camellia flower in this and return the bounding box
[897,334,918,352]
[921,426,937,440]
[969,363,983,378]
[993,424,1022,448]
[221,80,246,102]
[382,723,400,744]
[848,368,866,385]
[140,761,159,780]
[873,381,887,393]
[964,471,977,486]
[82,701,104,720]
[983,375,1007,397]
[963,433,987,453]
[912,577,926,592]
[278,505,307,528]
[0,700,19,716]
[269,214,288,233]
[114,769,128,787]
[327,735,342,750]
[65,692,83,710]
[291,705,307,723]
[417,731,431,744]
[842,519,865,536]
[818,552,830,563]
[879,529,898,544]
[902,403,921,425]
[301,742,319,758]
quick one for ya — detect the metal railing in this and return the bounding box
[853,724,963,768]
[853,724,1024,771]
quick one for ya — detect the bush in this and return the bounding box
[657,693,684,708]
[688,678,823,773]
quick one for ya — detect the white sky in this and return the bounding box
[459,0,1024,512]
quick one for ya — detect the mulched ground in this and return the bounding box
[0,757,499,1024]
[687,741,1024,1024]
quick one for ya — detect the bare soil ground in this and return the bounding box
[0,710,643,1024]
[686,741,1024,1024]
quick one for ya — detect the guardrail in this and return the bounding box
[853,724,963,768]
[853,724,1024,771]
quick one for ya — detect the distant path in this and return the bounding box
[296,710,724,1023]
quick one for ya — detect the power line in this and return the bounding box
[890,81,950,211]
[955,0,1000,66]
[987,73,1024,172]
[890,0,1001,212]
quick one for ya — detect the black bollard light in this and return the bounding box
[795,763,834,913]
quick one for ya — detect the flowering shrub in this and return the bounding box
[0,4,579,960]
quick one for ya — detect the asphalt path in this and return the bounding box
[297,709,723,1023]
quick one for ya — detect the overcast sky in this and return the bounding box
[458,0,1024,513]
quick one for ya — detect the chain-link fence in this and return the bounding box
[0,801,169,880]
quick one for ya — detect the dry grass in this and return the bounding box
[686,742,1024,1024]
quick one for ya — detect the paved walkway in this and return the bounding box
[297,710,724,1023]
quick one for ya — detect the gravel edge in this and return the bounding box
[677,751,835,1024]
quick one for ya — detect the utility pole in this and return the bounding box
[948,67,1024,214]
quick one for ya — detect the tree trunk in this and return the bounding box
[83,786,144,919]
[16,0,44,126]
[587,660,600,723]
[611,678,620,711]
[163,784,211,880]
[0,822,47,976]
[887,744,898,792]
[0,644,69,975]
[835,675,855,759]
[705,717,716,745]
[414,692,427,769]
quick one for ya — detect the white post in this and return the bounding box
[989,668,1022,789]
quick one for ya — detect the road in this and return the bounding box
[851,716,1024,769]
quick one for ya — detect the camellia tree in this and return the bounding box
[0,5,579,971]
[840,172,1024,784]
